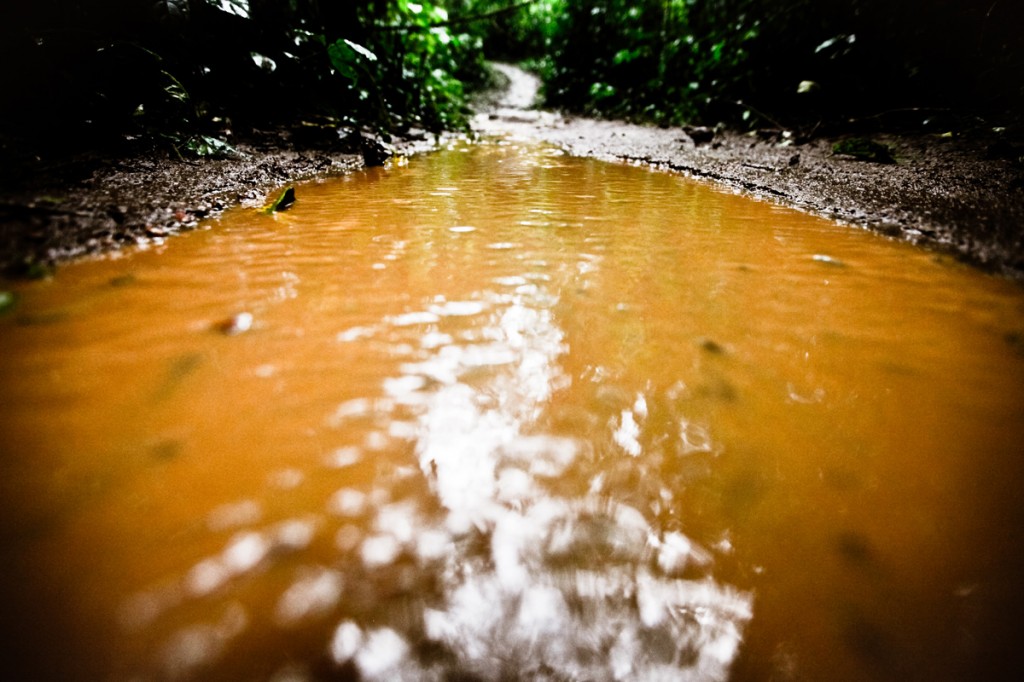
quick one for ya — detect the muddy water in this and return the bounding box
[2,140,1024,681]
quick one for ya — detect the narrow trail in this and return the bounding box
[483,62,543,110]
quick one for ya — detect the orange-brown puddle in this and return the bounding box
[2,140,1023,681]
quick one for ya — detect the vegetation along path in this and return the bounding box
[2,63,1023,280]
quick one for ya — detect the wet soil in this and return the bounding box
[475,66,1024,279]
[0,130,434,277]
[3,64,1023,279]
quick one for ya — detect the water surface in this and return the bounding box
[2,140,1024,680]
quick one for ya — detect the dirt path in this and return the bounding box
[2,64,1023,279]
[475,65,1024,279]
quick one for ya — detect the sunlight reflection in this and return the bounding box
[317,275,752,679]
[159,603,247,680]
[101,143,766,680]
[274,567,344,626]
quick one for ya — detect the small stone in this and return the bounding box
[360,136,392,167]
[683,126,715,146]
[217,312,254,336]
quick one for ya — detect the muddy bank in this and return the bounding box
[508,120,1024,279]
[0,131,434,276]
[2,64,1023,279]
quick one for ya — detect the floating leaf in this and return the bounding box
[263,186,296,213]
[797,80,820,94]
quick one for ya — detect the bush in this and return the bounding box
[1,0,490,155]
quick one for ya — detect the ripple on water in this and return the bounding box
[7,141,1022,681]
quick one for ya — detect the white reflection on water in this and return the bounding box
[117,263,750,680]
[613,407,643,456]
[120,518,319,630]
[327,278,752,680]
[274,567,344,626]
[159,602,248,680]
[205,499,262,531]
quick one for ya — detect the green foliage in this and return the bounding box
[345,0,488,132]
[182,135,240,159]
[522,0,763,125]
[452,1,565,62]
[2,0,490,155]
[465,0,1024,128]
[263,186,296,213]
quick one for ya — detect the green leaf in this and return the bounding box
[263,186,296,213]
[613,48,640,65]
[328,40,377,84]
[710,40,724,64]
[589,82,615,100]
[161,70,190,104]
